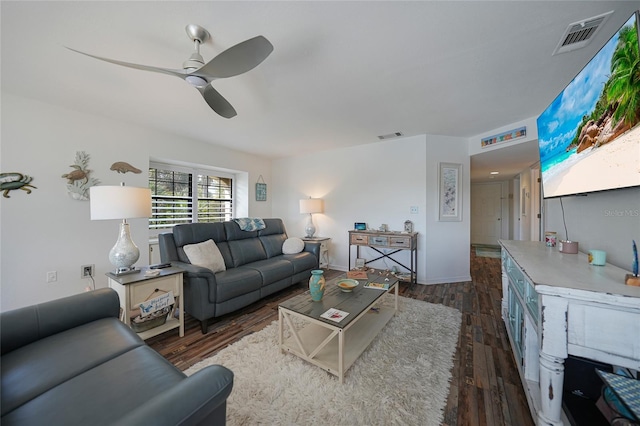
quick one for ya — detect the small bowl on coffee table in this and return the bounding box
[337,279,359,292]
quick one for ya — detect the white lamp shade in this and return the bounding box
[299,198,324,214]
[90,186,152,220]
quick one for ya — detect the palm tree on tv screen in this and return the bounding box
[607,23,640,127]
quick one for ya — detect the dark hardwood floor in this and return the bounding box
[147,249,534,426]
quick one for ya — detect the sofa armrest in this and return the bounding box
[170,261,217,279]
[116,365,234,426]
[303,241,321,268]
[159,232,179,263]
[0,288,120,355]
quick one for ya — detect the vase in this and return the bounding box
[309,269,326,301]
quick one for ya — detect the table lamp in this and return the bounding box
[299,197,323,238]
[90,183,152,275]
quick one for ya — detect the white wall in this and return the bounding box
[544,186,640,269]
[271,134,471,285]
[0,94,271,311]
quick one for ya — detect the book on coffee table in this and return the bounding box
[320,308,349,322]
[364,281,390,290]
[347,270,368,280]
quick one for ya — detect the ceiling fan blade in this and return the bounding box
[66,47,188,79]
[196,84,237,118]
[194,36,273,79]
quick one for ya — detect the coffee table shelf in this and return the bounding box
[279,273,398,383]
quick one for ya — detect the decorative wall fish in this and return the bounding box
[110,162,142,174]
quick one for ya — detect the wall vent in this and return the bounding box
[377,132,404,140]
[552,11,613,55]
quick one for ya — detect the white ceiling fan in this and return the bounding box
[67,24,274,118]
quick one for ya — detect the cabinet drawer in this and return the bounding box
[350,234,369,245]
[129,276,180,307]
[389,236,411,248]
[369,236,389,246]
[507,286,525,364]
[507,263,525,297]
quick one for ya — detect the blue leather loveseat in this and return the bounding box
[0,288,233,425]
[159,218,320,333]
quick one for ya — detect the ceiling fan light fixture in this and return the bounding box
[67,24,273,118]
[185,75,208,87]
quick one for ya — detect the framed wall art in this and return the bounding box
[438,162,462,222]
[481,126,526,148]
[255,175,267,201]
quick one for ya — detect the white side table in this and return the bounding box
[302,237,331,268]
[107,266,184,340]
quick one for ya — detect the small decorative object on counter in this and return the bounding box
[404,220,413,233]
[544,231,557,247]
[626,240,640,286]
[309,269,326,301]
[588,250,607,266]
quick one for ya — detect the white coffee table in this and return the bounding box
[278,272,398,383]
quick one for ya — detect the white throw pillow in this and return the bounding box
[282,237,305,254]
[183,239,226,273]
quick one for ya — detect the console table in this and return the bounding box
[348,230,418,284]
[499,240,640,425]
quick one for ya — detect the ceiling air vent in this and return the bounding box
[552,10,613,55]
[377,132,404,140]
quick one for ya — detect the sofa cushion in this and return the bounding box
[246,258,294,285]
[258,218,287,236]
[283,251,319,274]
[261,233,287,258]
[172,223,231,265]
[213,267,263,303]
[183,239,226,273]
[2,346,186,426]
[227,238,267,268]
[1,318,143,416]
[282,237,304,254]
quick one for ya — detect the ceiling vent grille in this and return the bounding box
[552,10,613,55]
[377,132,404,140]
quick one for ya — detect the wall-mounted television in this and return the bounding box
[537,11,640,199]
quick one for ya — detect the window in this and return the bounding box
[149,163,233,233]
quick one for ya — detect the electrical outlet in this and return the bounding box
[81,264,95,278]
[46,271,57,283]
[410,206,419,214]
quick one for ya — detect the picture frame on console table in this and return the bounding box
[438,162,462,222]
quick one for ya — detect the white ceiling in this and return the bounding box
[2,1,638,182]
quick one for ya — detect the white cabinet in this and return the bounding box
[500,240,640,425]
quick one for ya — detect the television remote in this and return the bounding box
[150,263,172,269]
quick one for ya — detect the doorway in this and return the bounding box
[471,182,506,245]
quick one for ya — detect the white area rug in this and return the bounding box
[185,296,461,426]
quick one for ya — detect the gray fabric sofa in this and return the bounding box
[159,218,320,333]
[0,288,233,426]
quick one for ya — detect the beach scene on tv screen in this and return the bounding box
[537,13,640,198]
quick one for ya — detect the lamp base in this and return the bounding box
[304,215,316,238]
[109,221,141,274]
[111,267,141,276]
